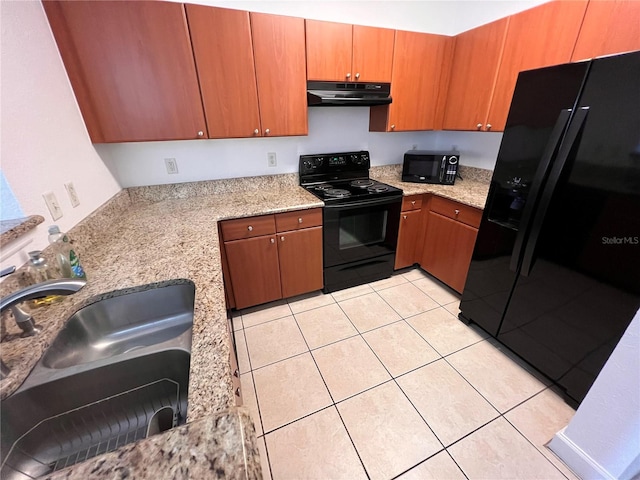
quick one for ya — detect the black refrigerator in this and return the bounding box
[459,50,640,407]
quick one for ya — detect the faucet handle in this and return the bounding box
[10,305,41,337]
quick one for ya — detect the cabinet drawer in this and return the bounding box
[402,195,423,212]
[275,208,322,232]
[430,196,482,228]
[220,214,275,241]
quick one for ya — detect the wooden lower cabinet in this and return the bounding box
[224,235,282,309]
[221,208,323,309]
[278,227,323,298]
[420,211,478,293]
[395,210,422,269]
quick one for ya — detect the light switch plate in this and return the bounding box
[43,191,63,220]
[65,182,80,207]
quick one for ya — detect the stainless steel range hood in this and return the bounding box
[307,81,392,106]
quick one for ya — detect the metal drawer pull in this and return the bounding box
[270,238,275,244]
[247,225,253,231]
[403,215,407,220]
[233,369,239,378]
[281,237,285,242]
[235,387,240,396]
[455,209,460,215]
[411,201,416,205]
[298,218,303,224]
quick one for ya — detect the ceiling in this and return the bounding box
[176,0,550,36]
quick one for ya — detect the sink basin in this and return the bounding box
[42,283,194,369]
[1,350,190,479]
[0,281,195,479]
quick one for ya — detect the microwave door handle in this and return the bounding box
[439,156,446,182]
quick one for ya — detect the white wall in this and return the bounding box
[172,0,549,36]
[550,311,640,480]
[0,1,121,270]
[100,108,503,187]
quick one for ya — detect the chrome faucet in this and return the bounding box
[1,278,87,338]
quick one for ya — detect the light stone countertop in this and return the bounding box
[0,167,490,478]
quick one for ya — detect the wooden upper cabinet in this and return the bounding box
[488,1,588,131]
[186,5,261,139]
[442,18,509,131]
[371,31,453,132]
[305,20,352,81]
[572,0,640,61]
[251,13,308,137]
[305,20,394,82]
[352,25,395,82]
[43,1,207,143]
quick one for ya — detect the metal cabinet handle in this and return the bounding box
[346,73,351,79]
[281,236,285,241]
[265,128,270,135]
[233,369,239,378]
[254,129,259,135]
[455,209,460,215]
[247,225,253,231]
[411,200,416,205]
[403,215,407,220]
[355,73,360,79]
[391,124,396,130]
[476,123,483,130]
[197,131,204,137]
[298,218,303,224]
[235,387,240,396]
[270,238,275,244]
[486,124,492,131]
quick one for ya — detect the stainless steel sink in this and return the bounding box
[42,282,194,369]
[0,281,195,479]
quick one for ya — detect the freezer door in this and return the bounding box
[459,62,588,336]
[498,51,640,405]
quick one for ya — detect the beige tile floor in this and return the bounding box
[232,268,579,480]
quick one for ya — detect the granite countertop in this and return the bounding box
[0,167,490,478]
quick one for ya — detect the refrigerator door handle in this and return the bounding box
[520,106,590,277]
[509,108,573,273]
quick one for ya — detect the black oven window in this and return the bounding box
[339,209,388,249]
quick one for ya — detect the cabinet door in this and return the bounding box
[225,236,282,309]
[421,212,478,293]
[251,13,308,137]
[278,227,323,298]
[442,18,509,131]
[305,20,352,81]
[186,5,262,139]
[572,0,640,61]
[395,210,422,270]
[352,26,395,82]
[43,1,207,143]
[379,31,452,132]
[487,1,588,132]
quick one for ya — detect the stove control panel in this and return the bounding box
[299,151,371,176]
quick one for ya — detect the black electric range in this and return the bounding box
[299,151,403,293]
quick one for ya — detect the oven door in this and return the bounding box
[323,196,402,268]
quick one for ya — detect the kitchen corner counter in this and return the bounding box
[371,164,492,210]
[0,169,489,478]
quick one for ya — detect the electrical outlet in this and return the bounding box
[267,152,277,167]
[65,182,80,207]
[165,158,179,174]
[43,191,63,220]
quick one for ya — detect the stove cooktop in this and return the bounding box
[299,150,403,204]
[303,178,403,204]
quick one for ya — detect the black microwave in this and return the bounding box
[402,150,460,185]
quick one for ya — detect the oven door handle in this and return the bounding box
[323,196,403,209]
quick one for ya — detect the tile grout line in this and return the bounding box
[289,310,372,479]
